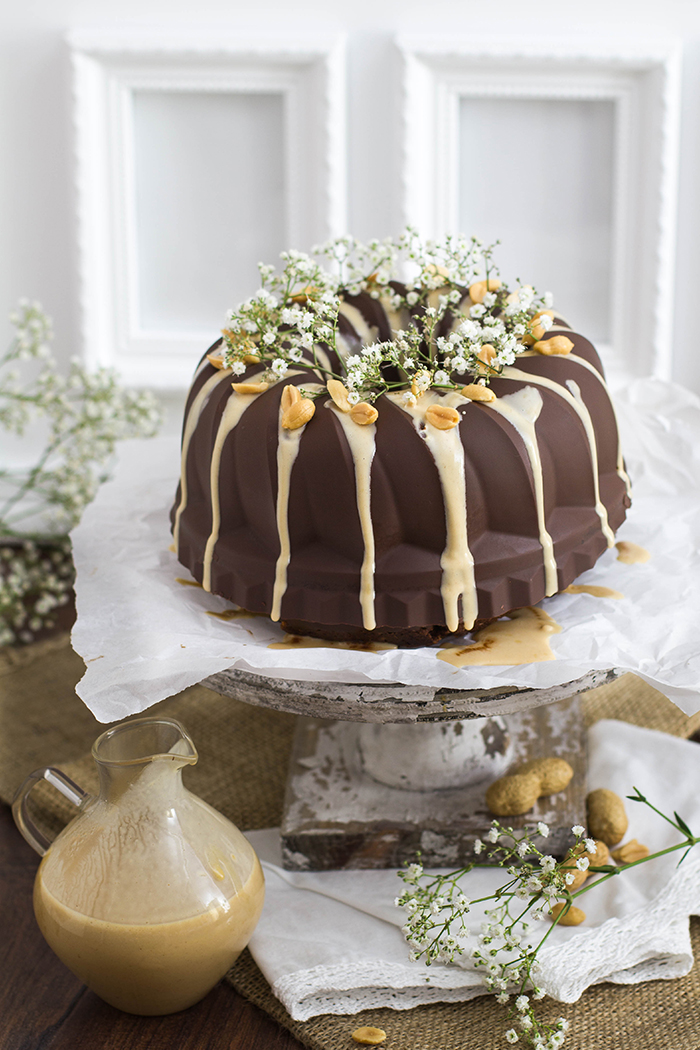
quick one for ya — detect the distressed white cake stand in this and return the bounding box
[204,665,618,870]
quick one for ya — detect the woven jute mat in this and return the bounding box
[2,635,700,1050]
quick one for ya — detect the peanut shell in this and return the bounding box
[485,771,541,817]
[587,788,629,847]
[517,757,573,795]
[550,902,586,926]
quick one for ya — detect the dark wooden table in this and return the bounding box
[0,803,303,1050]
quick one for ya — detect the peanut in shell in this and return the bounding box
[550,902,586,926]
[485,771,541,816]
[517,757,573,794]
[586,788,628,847]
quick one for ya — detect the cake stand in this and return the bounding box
[204,665,617,870]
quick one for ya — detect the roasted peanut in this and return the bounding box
[468,277,502,304]
[550,902,586,926]
[485,772,541,816]
[533,335,574,356]
[206,351,225,369]
[280,384,302,412]
[461,383,496,403]
[425,403,460,430]
[349,401,378,426]
[611,839,650,864]
[587,788,629,847]
[232,381,269,395]
[352,1028,387,1046]
[327,379,352,412]
[282,398,315,430]
[517,757,573,795]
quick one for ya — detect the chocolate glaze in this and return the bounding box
[171,316,630,646]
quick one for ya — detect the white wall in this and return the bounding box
[2,0,700,398]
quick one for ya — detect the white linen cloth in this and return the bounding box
[245,721,700,1021]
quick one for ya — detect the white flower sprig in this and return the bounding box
[220,231,553,405]
[0,300,162,645]
[396,792,700,1049]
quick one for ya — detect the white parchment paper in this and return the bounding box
[71,376,700,723]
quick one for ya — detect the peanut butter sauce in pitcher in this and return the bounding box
[13,717,265,1015]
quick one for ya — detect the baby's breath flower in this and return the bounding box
[571,825,585,837]
[537,823,550,838]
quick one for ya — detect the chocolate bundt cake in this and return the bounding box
[171,235,630,646]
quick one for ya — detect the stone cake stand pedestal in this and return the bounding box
[203,666,618,871]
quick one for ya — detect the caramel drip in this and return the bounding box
[437,606,561,667]
[338,302,378,346]
[487,387,558,597]
[390,391,477,632]
[202,384,266,592]
[502,367,615,547]
[173,367,232,549]
[268,633,395,652]
[566,353,632,497]
[270,408,308,622]
[563,584,623,599]
[175,577,203,588]
[328,403,378,630]
[615,541,650,564]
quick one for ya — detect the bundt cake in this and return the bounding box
[171,233,631,647]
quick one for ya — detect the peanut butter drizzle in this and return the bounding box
[563,584,623,599]
[328,403,378,630]
[437,606,561,667]
[173,367,233,549]
[268,633,395,652]
[502,366,615,547]
[390,390,477,632]
[270,381,323,622]
[202,380,267,592]
[566,353,632,497]
[615,540,651,564]
[487,387,558,596]
[175,577,203,588]
[338,302,378,346]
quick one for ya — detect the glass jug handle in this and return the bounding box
[12,767,91,857]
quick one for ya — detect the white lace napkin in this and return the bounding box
[245,721,700,1021]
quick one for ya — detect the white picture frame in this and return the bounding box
[397,37,681,379]
[68,29,347,388]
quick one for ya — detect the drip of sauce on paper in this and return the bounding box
[206,608,266,621]
[615,541,650,564]
[563,584,623,599]
[390,390,477,632]
[176,577,203,588]
[437,606,561,667]
[268,633,396,652]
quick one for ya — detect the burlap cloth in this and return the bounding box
[2,635,700,1050]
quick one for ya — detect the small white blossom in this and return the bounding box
[585,838,597,854]
[572,825,585,837]
[576,856,590,872]
[537,822,550,838]
[473,838,484,855]
[505,1029,519,1044]
[487,826,500,844]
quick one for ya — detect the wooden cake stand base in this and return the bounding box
[204,667,618,871]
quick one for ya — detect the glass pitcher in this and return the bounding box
[12,716,265,1015]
